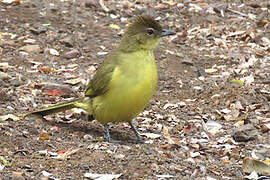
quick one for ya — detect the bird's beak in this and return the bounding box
[160,29,176,37]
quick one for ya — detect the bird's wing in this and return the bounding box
[85,54,118,97]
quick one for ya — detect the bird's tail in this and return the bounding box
[26,98,85,117]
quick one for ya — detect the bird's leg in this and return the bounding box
[129,122,144,142]
[103,123,112,142]
[103,124,120,143]
[87,115,94,121]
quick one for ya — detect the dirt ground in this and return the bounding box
[0,0,270,179]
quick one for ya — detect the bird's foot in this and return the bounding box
[103,134,120,143]
[134,137,145,143]
[103,124,121,143]
[103,123,145,143]
[129,122,145,143]
[86,115,94,121]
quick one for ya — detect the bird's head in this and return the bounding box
[120,15,176,51]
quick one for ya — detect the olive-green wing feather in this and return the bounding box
[24,52,119,118]
[85,52,119,97]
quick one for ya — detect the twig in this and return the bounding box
[99,0,110,12]
[261,81,270,85]
[227,8,248,17]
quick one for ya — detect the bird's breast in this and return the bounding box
[93,51,158,124]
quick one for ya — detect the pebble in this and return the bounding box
[10,79,22,87]
[64,49,80,59]
[23,39,36,44]
[60,36,73,47]
[0,79,6,86]
[12,171,25,180]
[49,48,59,56]
[84,0,99,8]
[0,71,10,80]
[232,124,258,142]
[182,58,193,65]
[19,45,41,53]
[29,26,47,35]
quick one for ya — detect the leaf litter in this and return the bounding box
[0,0,270,179]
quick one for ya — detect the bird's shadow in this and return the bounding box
[27,114,142,144]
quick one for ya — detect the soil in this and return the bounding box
[0,0,269,179]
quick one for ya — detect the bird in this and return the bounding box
[25,15,176,142]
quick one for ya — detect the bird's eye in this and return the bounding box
[146,28,154,36]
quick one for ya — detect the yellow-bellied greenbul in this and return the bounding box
[25,15,176,142]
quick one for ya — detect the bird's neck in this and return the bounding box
[118,37,154,53]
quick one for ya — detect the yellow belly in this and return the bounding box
[92,52,157,124]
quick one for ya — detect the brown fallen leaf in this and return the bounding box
[161,1,177,6]
[56,148,81,160]
[159,144,169,149]
[183,125,197,134]
[162,126,181,145]
[39,133,49,140]
[64,78,82,85]
[42,84,75,97]
[243,157,270,176]
[43,89,62,96]
[39,66,58,73]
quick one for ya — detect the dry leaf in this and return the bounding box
[162,126,181,145]
[43,89,62,96]
[243,157,270,176]
[55,148,80,160]
[39,133,50,140]
[84,173,122,180]
[109,24,121,30]
[230,79,244,85]
[64,78,82,85]
[140,133,161,139]
[0,114,19,121]
[205,68,218,74]
[0,156,12,167]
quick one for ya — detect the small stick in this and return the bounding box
[99,0,110,12]
[227,8,248,17]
